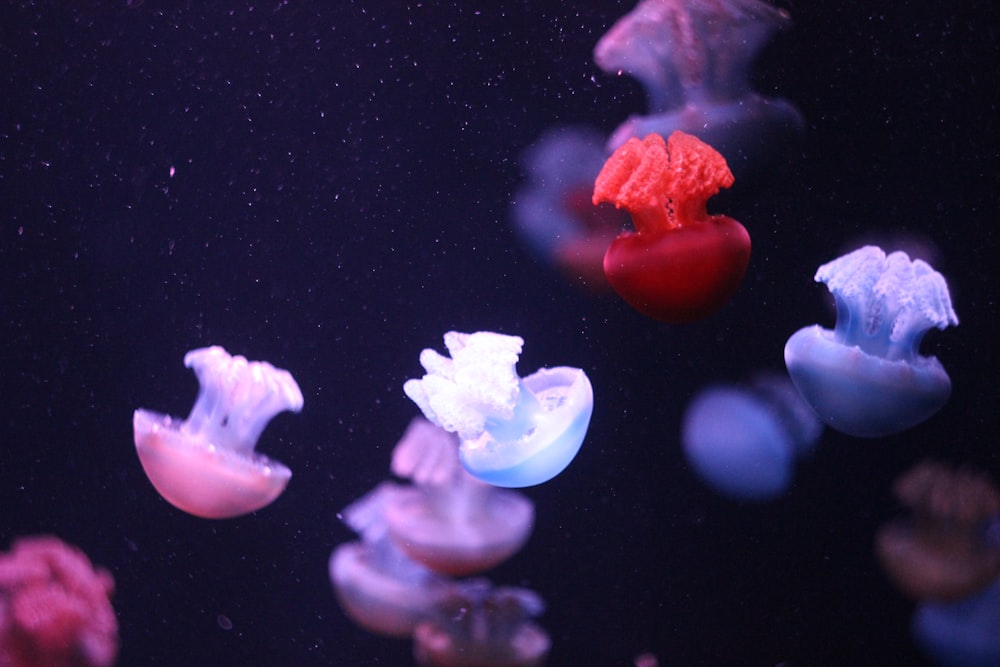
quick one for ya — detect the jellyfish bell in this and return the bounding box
[133,346,303,519]
[876,461,1000,602]
[912,578,1000,667]
[681,373,822,500]
[383,418,534,576]
[785,246,958,438]
[330,483,449,638]
[413,579,550,667]
[403,331,594,488]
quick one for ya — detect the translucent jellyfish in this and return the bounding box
[384,418,534,576]
[0,535,118,667]
[413,579,550,667]
[329,483,449,638]
[876,461,1000,602]
[784,246,958,437]
[593,131,750,323]
[913,578,1000,667]
[403,331,594,488]
[133,345,303,519]
[594,0,805,183]
[510,126,628,289]
[681,373,823,500]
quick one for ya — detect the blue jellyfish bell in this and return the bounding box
[784,246,958,437]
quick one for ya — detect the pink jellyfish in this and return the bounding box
[0,536,118,667]
[329,482,450,637]
[384,418,534,576]
[133,345,304,519]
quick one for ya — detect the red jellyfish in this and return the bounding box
[592,131,751,323]
[0,536,118,667]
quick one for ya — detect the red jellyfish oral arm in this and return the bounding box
[592,131,751,323]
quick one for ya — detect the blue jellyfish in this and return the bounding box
[682,373,823,500]
[403,331,594,488]
[785,246,958,438]
[594,0,804,184]
[912,578,1000,667]
[133,346,303,519]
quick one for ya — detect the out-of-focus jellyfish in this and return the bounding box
[912,578,1000,667]
[133,345,304,519]
[594,0,804,184]
[329,483,450,638]
[403,331,593,488]
[0,535,118,667]
[413,579,550,667]
[510,127,628,289]
[876,461,1000,602]
[384,418,534,576]
[592,131,750,322]
[784,246,958,438]
[681,373,823,500]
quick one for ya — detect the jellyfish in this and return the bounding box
[403,331,594,488]
[510,126,628,289]
[876,461,1000,602]
[329,483,450,638]
[784,246,958,438]
[413,579,550,667]
[592,131,750,323]
[681,373,823,500]
[912,578,1000,667]
[594,0,805,184]
[133,345,304,519]
[0,535,118,667]
[384,418,534,576]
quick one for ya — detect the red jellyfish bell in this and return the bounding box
[593,131,750,323]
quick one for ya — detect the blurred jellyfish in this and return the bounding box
[133,345,303,519]
[594,0,804,184]
[785,246,958,438]
[913,578,1000,667]
[403,331,594,488]
[384,418,534,576]
[0,535,118,667]
[329,483,450,638]
[682,373,823,500]
[876,461,1000,602]
[414,579,550,667]
[510,126,628,289]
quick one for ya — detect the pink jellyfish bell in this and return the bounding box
[383,418,534,576]
[133,346,303,519]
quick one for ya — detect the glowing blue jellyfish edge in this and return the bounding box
[404,332,594,488]
[784,246,958,438]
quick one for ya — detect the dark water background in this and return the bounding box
[1,1,997,665]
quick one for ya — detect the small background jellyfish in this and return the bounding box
[681,373,823,500]
[133,346,304,519]
[0,536,118,667]
[785,246,958,438]
[510,126,628,290]
[403,331,594,488]
[594,0,805,185]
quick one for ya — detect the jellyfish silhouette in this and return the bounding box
[384,418,534,576]
[0,536,118,667]
[593,131,750,323]
[876,461,1000,602]
[510,126,628,289]
[682,373,823,500]
[785,246,958,437]
[913,578,1000,667]
[594,0,804,184]
[329,483,450,638]
[404,331,593,488]
[133,345,303,518]
[413,579,550,667]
